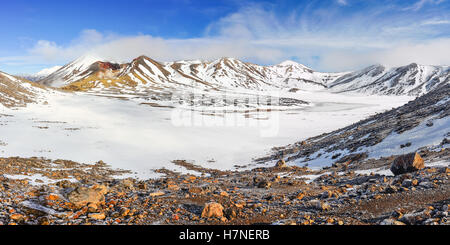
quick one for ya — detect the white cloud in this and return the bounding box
[336,0,348,6]
[2,2,450,73]
[320,38,450,71]
[421,19,450,25]
[403,0,445,11]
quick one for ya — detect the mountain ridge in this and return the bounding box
[36,55,449,96]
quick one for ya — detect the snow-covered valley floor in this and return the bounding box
[0,90,413,178]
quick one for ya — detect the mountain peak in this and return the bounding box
[36,66,62,77]
[276,60,313,70]
[75,53,104,62]
[134,55,151,61]
[278,60,300,66]
[70,54,106,71]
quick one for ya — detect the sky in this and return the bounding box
[0,0,449,74]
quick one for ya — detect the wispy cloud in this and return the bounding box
[421,19,450,25]
[1,1,450,73]
[336,0,348,6]
[403,0,445,11]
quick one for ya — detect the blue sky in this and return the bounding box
[0,0,449,74]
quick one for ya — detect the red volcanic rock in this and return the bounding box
[96,61,121,71]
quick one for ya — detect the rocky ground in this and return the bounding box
[0,147,448,225]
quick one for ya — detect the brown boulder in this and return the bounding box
[390,152,425,175]
[275,159,287,168]
[201,202,224,218]
[67,185,109,208]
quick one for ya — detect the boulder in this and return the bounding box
[308,200,331,211]
[275,159,287,168]
[253,176,271,189]
[201,202,224,218]
[390,152,425,175]
[120,179,134,188]
[67,184,108,208]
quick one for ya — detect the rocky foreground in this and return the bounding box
[0,147,448,225]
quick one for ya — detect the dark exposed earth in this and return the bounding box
[0,146,448,225]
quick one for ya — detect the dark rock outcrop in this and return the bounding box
[390,152,425,175]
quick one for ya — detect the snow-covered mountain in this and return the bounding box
[38,55,109,87]
[0,71,47,107]
[37,55,449,96]
[37,55,348,92]
[19,66,62,82]
[329,63,450,96]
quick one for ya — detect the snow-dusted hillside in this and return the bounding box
[329,63,450,96]
[0,71,49,108]
[270,83,450,169]
[38,55,109,87]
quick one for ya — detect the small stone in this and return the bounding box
[297,193,305,200]
[167,184,180,191]
[46,194,60,201]
[88,213,106,220]
[253,177,271,189]
[380,218,406,225]
[10,213,24,221]
[224,208,237,219]
[87,203,98,212]
[320,191,332,199]
[308,200,330,211]
[418,181,433,188]
[121,208,130,217]
[235,202,245,209]
[385,185,398,193]
[188,187,203,194]
[201,202,224,219]
[120,179,134,188]
[402,179,413,188]
[321,202,331,211]
[149,191,165,197]
[138,183,147,190]
[275,159,287,168]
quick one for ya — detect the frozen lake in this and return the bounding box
[0,89,412,178]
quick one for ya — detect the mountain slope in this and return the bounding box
[267,82,450,168]
[0,71,47,107]
[39,55,348,93]
[329,63,450,96]
[38,55,449,96]
[38,55,110,87]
